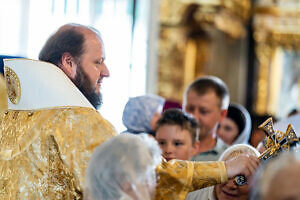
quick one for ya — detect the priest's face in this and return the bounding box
[73,31,109,109]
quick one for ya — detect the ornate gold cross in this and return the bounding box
[258,117,299,162]
[234,117,299,186]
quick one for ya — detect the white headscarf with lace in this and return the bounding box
[84,134,162,200]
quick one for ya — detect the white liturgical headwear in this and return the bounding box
[4,58,93,110]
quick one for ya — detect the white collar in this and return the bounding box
[4,58,94,110]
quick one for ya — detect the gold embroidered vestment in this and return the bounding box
[0,107,116,200]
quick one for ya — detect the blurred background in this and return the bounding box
[0,0,299,132]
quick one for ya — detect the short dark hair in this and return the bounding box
[39,25,85,66]
[155,109,199,143]
[185,76,229,109]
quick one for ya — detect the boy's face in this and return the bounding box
[155,124,197,161]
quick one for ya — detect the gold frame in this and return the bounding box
[157,0,251,102]
[253,1,300,115]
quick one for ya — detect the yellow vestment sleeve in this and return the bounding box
[155,159,228,200]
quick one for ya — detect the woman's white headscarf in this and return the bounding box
[84,134,162,200]
[228,103,252,144]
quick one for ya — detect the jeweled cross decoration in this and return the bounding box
[234,117,299,186]
[258,117,298,162]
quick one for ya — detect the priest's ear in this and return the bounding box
[59,52,77,79]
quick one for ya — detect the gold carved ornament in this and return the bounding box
[253,1,300,114]
[254,44,274,115]
[4,66,21,105]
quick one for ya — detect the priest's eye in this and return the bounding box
[95,58,104,65]
[99,58,104,64]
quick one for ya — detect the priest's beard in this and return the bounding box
[73,64,102,109]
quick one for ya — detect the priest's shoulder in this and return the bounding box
[0,107,116,137]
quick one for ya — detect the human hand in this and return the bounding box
[225,153,260,180]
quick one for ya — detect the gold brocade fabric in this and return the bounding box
[155,159,227,200]
[0,74,7,111]
[0,107,117,200]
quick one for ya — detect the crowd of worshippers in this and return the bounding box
[112,76,300,200]
[1,23,300,200]
[85,134,300,200]
[121,76,269,159]
[85,76,300,200]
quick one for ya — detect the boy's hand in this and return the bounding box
[225,153,260,179]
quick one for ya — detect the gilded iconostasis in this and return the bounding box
[156,0,300,118]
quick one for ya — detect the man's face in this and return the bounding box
[215,179,249,200]
[183,90,225,140]
[156,124,196,161]
[73,32,109,109]
[215,152,251,200]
